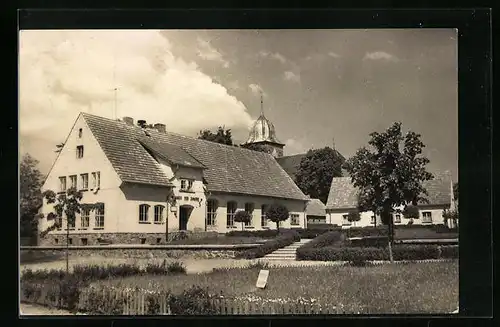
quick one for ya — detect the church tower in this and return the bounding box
[241,92,285,158]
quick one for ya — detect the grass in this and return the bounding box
[167,236,268,245]
[92,260,458,314]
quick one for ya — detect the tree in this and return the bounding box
[198,127,233,145]
[20,154,44,238]
[402,205,420,225]
[55,142,65,153]
[453,182,458,202]
[265,204,289,232]
[234,210,252,231]
[295,147,344,204]
[343,122,433,262]
[347,209,361,227]
[244,143,269,153]
[442,208,459,228]
[42,187,84,273]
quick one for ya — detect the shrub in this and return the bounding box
[58,276,81,311]
[235,230,300,259]
[233,210,252,230]
[226,229,278,238]
[297,246,388,261]
[392,245,441,260]
[301,231,346,249]
[345,227,388,238]
[349,236,389,248]
[80,285,126,314]
[245,260,271,270]
[265,203,289,231]
[166,260,187,274]
[168,286,216,315]
[439,245,459,259]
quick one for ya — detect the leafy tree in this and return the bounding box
[234,210,252,231]
[343,122,433,262]
[442,208,459,228]
[42,187,84,273]
[244,143,269,153]
[402,205,420,225]
[20,154,44,238]
[55,142,65,153]
[265,204,289,231]
[295,147,344,204]
[453,182,458,201]
[198,127,233,145]
[347,209,361,227]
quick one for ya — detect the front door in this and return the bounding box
[179,206,190,231]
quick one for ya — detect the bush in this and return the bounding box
[345,227,388,238]
[292,227,342,239]
[226,229,278,238]
[349,236,389,248]
[168,286,216,315]
[300,231,346,249]
[235,230,300,259]
[58,276,81,311]
[297,244,459,261]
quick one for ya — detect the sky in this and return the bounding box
[19,29,458,180]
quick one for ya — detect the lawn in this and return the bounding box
[92,260,459,314]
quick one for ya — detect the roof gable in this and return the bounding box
[306,198,326,216]
[326,172,453,210]
[82,113,308,201]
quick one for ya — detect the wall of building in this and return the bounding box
[327,204,450,228]
[39,114,123,237]
[205,193,307,233]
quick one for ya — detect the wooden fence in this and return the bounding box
[23,284,335,315]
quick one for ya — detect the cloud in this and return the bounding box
[249,83,264,95]
[258,50,288,64]
[284,138,306,155]
[363,51,399,62]
[196,36,230,67]
[328,52,341,58]
[227,80,240,90]
[19,30,253,170]
[284,71,300,83]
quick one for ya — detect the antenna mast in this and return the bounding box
[260,90,264,116]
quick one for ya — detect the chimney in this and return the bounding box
[137,120,147,128]
[154,123,166,133]
[122,117,134,126]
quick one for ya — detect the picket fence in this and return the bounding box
[76,287,334,315]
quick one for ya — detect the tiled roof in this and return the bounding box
[306,198,326,217]
[276,154,306,180]
[326,172,453,210]
[82,113,308,201]
[138,137,206,169]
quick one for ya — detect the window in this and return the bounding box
[370,215,376,224]
[226,201,237,228]
[69,175,77,189]
[54,238,59,245]
[77,145,84,158]
[180,179,194,192]
[422,211,433,223]
[80,173,89,190]
[261,204,268,227]
[56,216,62,230]
[154,205,164,224]
[80,208,90,229]
[81,238,88,246]
[67,217,75,230]
[244,203,254,226]
[68,238,73,245]
[342,214,351,226]
[95,206,105,229]
[91,172,101,189]
[141,238,147,244]
[139,204,150,223]
[59,176,67,193]
[394,214,401,224]
[290,213,300,226]
[206,199,218,227]
[78,128,83,138]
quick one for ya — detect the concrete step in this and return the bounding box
[261,257,296,261]
[271,249,297,253]
[264,254,296,258]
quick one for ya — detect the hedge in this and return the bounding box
[299,231,346,249]
[20,261,187,312]
[235,230,300,259]
[296,244,459,262]
[226,230,278,238]
[349,236,389,248]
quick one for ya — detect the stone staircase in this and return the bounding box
[260,239,313,261]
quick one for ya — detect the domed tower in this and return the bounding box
[241,92,285,158]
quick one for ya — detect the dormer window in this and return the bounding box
[77,146,84,158]
[180,179,194,192]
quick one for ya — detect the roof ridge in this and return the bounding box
[81,111,278,159]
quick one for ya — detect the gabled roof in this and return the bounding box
[82,113,308,201]
[326,172,453,210]
[138,137,206,170]
[306,198,326,217]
